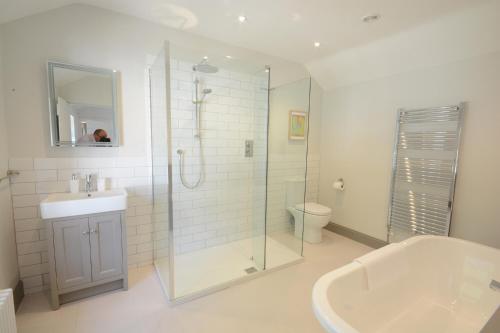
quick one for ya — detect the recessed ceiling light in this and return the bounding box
[238,15,247,23]
[225,55,232,59]
[292,13,301,22]
[362,14,381,23]
[314,42,321,48]
[203,56,208,60]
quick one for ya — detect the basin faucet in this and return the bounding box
[85,174,94,193]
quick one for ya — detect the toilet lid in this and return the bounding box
[294,202,331,216]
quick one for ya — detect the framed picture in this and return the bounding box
[288,110,307,140]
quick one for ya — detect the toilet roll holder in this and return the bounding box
[333,178,344,191]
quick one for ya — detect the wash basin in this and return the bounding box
[40,189,127,219]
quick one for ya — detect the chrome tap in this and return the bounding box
[85,174,94,193]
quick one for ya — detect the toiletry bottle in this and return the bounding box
[97,178,106,192]
[70,174,80,193]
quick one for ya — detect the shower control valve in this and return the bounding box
[245,140,254,158]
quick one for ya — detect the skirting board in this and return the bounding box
[13,279,24,311]
[325,222,388,249]
[482,305,500,332]
[59,279,124,306]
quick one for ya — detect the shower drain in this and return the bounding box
[244,267,258,274]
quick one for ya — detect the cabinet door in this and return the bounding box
[53,219,92,290]
[89,214,123,281]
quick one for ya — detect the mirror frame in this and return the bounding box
[47,61,119,147]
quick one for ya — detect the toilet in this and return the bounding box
[286,179,332,244]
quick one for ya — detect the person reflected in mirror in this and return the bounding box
[77,129,109,144]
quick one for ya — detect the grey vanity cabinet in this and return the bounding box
[47,211,128,309]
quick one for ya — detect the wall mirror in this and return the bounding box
[47,61,119,147]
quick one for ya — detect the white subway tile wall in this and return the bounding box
[168,60,271,255]
[9,157,153,294]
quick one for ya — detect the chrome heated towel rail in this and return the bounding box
[387,104,464,243]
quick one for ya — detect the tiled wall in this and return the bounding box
[168,60,269,255]
[8,157,153,294]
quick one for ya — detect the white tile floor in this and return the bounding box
[15,230,373,333]
[156,235,303,298]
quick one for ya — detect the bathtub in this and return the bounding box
[313,236,500,333]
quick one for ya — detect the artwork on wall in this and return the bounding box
[288,110,307,140]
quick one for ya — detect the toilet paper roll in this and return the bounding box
[333,179,344,191]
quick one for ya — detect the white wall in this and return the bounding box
[268,78,322,156]
[0,3,308,159]
[314,1,500,248]
[0,35,19,290]
[308,1,500,90]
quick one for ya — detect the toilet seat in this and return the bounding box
[294,202,331,216]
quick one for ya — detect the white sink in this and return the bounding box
[40,189,127,219]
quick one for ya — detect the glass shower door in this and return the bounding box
[150,42,173,299]
[250,67,271,270]
[265,77,312,267]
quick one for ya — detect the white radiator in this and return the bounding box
[0,289,17,333]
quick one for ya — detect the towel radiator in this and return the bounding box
[0,289,17,333]
[387,104,464,243]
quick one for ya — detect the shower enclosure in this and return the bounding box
[150,42,312,302]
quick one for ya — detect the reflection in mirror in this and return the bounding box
[47,62,119,147]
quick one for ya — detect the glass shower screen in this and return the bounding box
[152,42,272,301]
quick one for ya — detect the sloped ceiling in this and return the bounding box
[0,0,490,64]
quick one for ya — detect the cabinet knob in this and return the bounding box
[90,228,99,234]
[82,230,90,235]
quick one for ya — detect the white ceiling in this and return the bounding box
[0,0,489,63]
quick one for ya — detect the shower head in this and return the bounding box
[193,59,219,73]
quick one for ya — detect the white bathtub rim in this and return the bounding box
[312,235,500,333]
[399,234,500,251]
[312,261,362,333]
